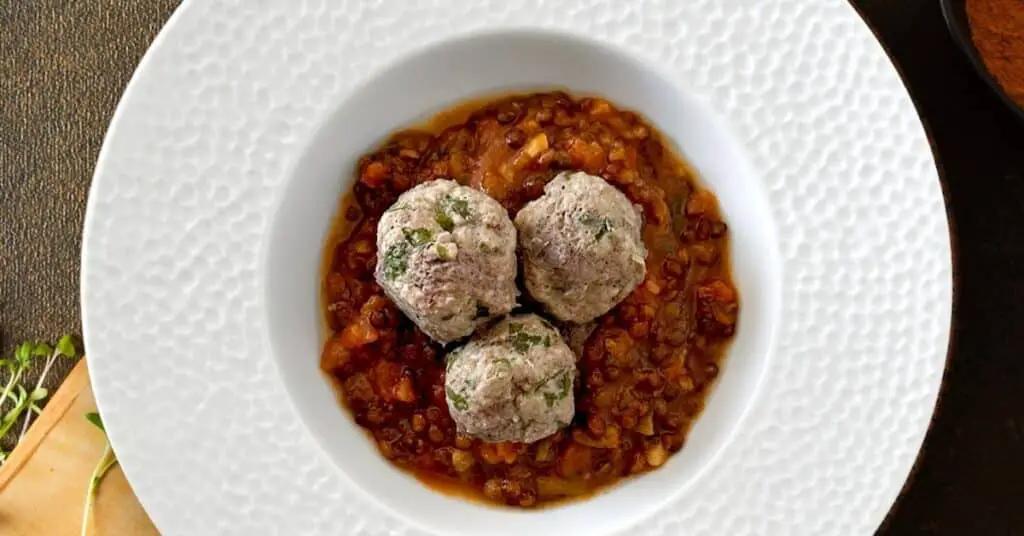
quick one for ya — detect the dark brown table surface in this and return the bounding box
[2,1,1022,533]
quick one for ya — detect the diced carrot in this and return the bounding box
[339,319,379,349]
[696,280,738,337]
[372,361,403,401]
[559,443,593,477]
[697,280,737,303]
[662,358,686,382]
[685,190,717,216]
[324,272,348,301]
[509,133,550,171]
[521,133,549,159]
[537,476,587,498]
[394,375,416,403]
[320,334,352,371]
[451,449,475,473]
[480,442,519,464]
[587,99,613,116]
[566,139,606,173]
[360,161,388,188]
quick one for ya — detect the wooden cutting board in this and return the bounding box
[0,359,159,535]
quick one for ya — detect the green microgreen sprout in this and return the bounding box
[81,412,119,536]
[0,335,77,451]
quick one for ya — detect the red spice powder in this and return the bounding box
[966,0,1024,108]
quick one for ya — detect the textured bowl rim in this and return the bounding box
[262,27,781,536]
[81,2,953,535]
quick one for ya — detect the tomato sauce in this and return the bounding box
[320,92,738,507]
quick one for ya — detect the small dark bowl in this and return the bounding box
[940,0,1024,121]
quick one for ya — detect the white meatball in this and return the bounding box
[375,179,517,343]
[515,171,647,323]
[445,314,576,443]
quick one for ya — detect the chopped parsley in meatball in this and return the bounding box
[445,314,576,443]
[515,171,647,323]
[375,179,517,343]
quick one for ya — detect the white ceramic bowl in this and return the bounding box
[265,29,781,536]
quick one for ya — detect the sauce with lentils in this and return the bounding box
[320,92,739,507]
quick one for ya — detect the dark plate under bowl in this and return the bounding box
[940,0,1024,121]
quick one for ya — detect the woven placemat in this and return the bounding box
[0,1,180,451]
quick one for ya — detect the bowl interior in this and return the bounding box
[264,29,781,536]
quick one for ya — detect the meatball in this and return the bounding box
[375,179,517,343]
[515,171,647,323]
[445,314,576,443]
